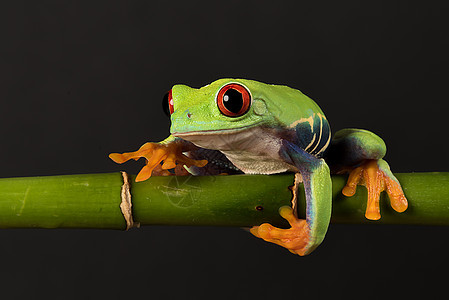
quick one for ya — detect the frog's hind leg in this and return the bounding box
[325,128,408,220]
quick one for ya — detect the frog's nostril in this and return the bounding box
[187,112,192,118]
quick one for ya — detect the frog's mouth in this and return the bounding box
[173,127,252,151]
[172,122,262,137]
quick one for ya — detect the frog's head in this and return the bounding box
[165,79,276,137]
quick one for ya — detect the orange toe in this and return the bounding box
[385,175,408,213]
[342,166,363,197]
[135,164,154,182]
[108,153,127,164]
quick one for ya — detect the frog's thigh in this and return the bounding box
[325,128,386,172]
[326,129,408,220]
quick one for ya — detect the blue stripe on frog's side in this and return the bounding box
[294,113,331,158]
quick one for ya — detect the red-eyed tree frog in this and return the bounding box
[109,79,408,256]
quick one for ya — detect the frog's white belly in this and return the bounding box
[220,149,295,174]
[175,127,298,175]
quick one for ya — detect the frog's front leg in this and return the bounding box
[251,141,332,256]
[109,136,208,181]
[326,129,408,220]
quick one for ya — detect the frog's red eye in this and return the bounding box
[217,83,251,117]
[162,89,174,116]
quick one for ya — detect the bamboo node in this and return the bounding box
[290,173,302,218]
[120,171,140,230]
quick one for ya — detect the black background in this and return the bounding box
[1,1,449,299]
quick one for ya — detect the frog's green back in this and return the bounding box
[230,79,325,127]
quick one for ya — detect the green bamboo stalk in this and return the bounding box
[0,172,447,229]
[0,173,125,229]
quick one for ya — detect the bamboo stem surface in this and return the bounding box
[0,172,447,229]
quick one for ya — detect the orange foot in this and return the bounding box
[250,206,310,256]
[109,142,208,182]
[342,159,408,220]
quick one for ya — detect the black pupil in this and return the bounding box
[162,92,170,116]
[223,89,243,114]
